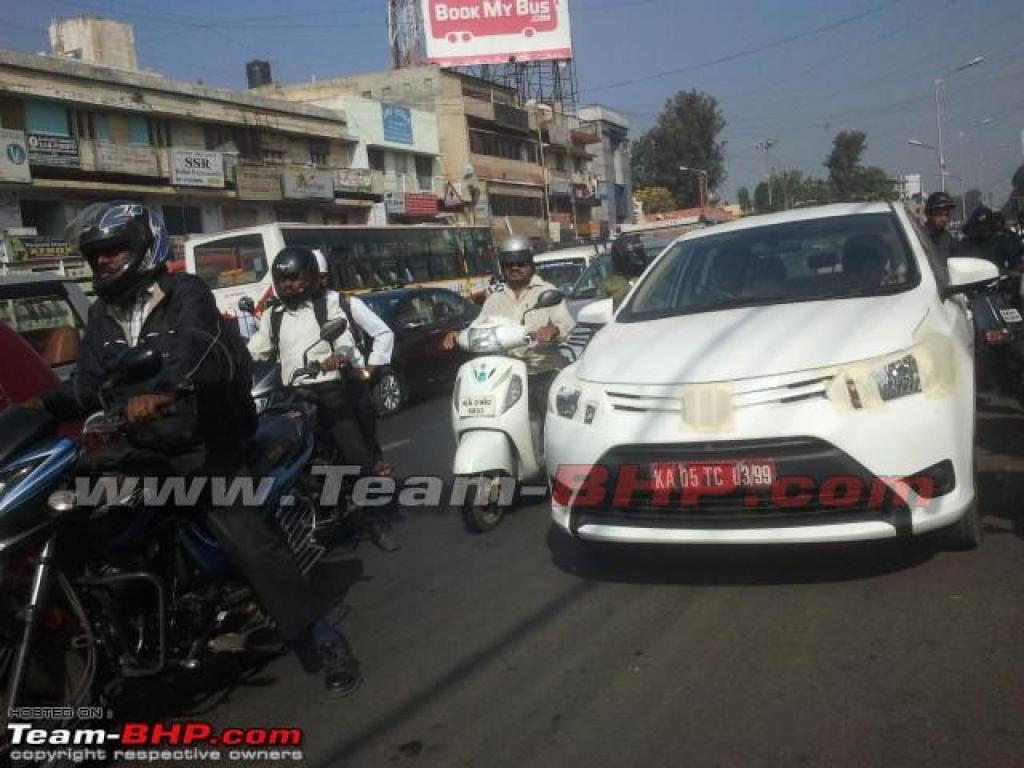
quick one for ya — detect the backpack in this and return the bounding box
[268,292,370,360]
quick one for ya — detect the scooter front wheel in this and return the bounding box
[459,474,511,533]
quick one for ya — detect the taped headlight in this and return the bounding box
[872,354,922,401]
[555,386,582,419]
[503,374,523,413]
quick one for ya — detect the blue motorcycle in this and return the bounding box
[0,319,348,743]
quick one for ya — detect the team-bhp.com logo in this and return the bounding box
[551,463,947,510]
[8,721,304,764]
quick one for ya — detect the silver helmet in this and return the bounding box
[497,235,534,265]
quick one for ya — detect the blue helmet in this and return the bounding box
[66,201,169,304]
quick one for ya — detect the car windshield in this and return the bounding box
[619,213,919,322]
[536,260,586,291]
[359,293,402,325]
[570,253,613,300]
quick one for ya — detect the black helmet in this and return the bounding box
[611,235,648,279]
[925,191,956,214]
[271,247,320,309]
[497,235,534,266]
[963,205,995,239]
[66,201,169,305]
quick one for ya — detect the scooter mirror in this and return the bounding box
[320,318,348,344]
[533,290,565,310]
[237,296,256,314]
[115,346,162,385]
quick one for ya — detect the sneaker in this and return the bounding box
[319,642,361,698]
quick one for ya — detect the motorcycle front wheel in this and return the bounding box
[459,474,512,533]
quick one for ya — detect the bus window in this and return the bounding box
[193,234,267,289]
[282,229,327,252]
[467,229,496,276]
[376,232,405,284]
[394,230,431,283]
[426,229,465,281]
[323,230,362,290]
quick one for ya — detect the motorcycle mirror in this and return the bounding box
[238,296,256,314]
[320,318,348,344]
[115,346,162,384]
[533,290,565,310]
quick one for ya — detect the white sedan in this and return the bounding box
[545,203,998,549]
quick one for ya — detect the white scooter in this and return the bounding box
[451,291,566,532]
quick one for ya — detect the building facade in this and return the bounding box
[0,27,375,266]
[577,105,632,234]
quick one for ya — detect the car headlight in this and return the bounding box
[468,327,499,352]
[555,386,582,419]
[503,374,523,413]
[872,354,922,401]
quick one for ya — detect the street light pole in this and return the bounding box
[933,56,985,194]
[679,166,709,208]
[755,140,776,208]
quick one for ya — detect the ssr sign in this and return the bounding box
[422,0,572,66]
[170,148,225,188]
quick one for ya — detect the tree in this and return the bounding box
[737,187,752,212]
[631,90,727,208]
[634,186,676,215]
[825,130,868,201]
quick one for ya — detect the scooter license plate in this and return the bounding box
[999,308,1023,324]
[459,394,497,418]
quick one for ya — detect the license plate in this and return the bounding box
[1000,308,1023,324]
[459,394,497,418]
[650,460,776,492]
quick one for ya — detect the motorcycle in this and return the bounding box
[450,290,566,532]
[973,273,1024,406]
[0,320,347,749]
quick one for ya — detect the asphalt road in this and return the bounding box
[155,388,1024,768]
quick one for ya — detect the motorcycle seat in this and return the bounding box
[246,413,304,477]
[0,406,58,467]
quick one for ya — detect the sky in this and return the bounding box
[1,0,1022,204]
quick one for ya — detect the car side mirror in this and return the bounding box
[942,257,1000,299]
[578,298,614,326]
[237,296,256,314]
[320,318,348,344]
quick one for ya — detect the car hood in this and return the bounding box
[576,295,929,385]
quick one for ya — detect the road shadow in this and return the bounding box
[545,524,936,586]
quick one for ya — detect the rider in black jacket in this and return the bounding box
[30,202,360,696]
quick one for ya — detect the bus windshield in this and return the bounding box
[192,234,269,289]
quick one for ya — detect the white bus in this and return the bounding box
[183,223,496,315]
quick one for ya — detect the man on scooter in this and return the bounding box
[442,236,575,350]
[26,202,361,697]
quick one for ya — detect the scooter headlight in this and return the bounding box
[502,374,523,414]
[468,327,499,353]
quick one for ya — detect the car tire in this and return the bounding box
[372,367,405,417]
[943,498,983,551]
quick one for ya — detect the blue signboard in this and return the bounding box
[382,103,414,146]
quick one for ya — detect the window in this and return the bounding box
[466,230,496,276]
[163,205,202,236]
[193,234,268,289]
[468,129,539,164]
[262,149,286,165]
[429,289,472,320]
[490,194,544,218]
[126,114,150,145]
[393,152,408,176]
[395,294,435,328]
[67,110,95,140]
[25,100,69,136]
[621,214,920,322]
[415,155,433,190]
[393,230,431,282]
[367,147,386,172]
[361,91,373,99]
[0,292,85,368]
[308,138,330,167]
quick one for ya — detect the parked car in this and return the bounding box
[547,202,997,551]
[359,287,480,416]
[0,273,90,381]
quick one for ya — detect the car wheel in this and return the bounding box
[372,367,405,417]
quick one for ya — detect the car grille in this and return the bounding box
[604,373,835,414]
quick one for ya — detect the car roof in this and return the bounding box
[0,271,77,288]
[677,202,896,243]
[535,245,605,263]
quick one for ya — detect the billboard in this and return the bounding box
[421,0,572,66]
